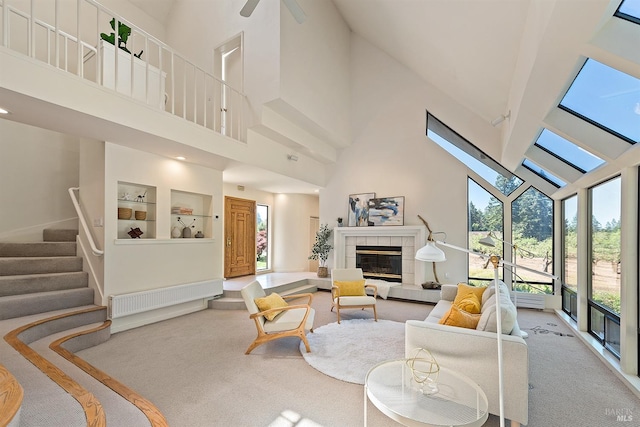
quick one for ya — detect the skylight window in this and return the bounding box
[427,113,523,196]
[534,129,605,173]
[615,0,640,24]
[522,159,566,188]
[559,58,640,144]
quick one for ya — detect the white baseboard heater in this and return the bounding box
[108,279,223,319]
[511,292,546,310]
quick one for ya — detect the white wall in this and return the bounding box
[78,138,106,303]
[164,0,280,127]
[321,34,473,285]
[280,0,351,145]
[273,193,319,272]
[0,120,79,241]
[103,143,223,314]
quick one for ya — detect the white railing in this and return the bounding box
[68,187,103,257]
[0,0,247,142]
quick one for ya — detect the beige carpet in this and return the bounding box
[77,291,639,426]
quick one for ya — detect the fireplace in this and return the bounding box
[356,245,402,282]
[333,226,427,286]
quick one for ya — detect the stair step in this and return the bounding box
[43,229,78,242]
[0,242,76,257]
[209,283,317,310]
[208,296,244,310]
[0,271,88,297]
[0,288,95,320]
[0,256,83,276]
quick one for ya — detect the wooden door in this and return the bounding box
[224,196,256,278]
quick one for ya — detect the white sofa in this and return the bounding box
[405,283,528,426]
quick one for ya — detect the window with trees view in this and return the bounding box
[468,178,503,284]
[590,177,621,315]
[511,187,554,293]
[256,204,269,271]
[562,195,578,320]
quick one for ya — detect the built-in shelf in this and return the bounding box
[117,181,157,239]
[171,189,213,239]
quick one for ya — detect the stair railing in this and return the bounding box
[68,187,103,257]
[0,0,247,142]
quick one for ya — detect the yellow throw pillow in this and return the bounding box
[453,283,486,309]
[438,305,482,329]
[454,294,481,314]
[334,279,366,296]
[254,293,288,321]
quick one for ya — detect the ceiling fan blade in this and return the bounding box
[282,0,306,23]
[240,0,260,17]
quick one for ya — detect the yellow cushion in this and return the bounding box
[334,279,366,296]
[254,293,288,321]
[438,305,482,329]
[454,294,481,314]
[453,283,486,310]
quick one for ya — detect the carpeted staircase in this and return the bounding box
[0,229,94,320]
[0,229,165,427]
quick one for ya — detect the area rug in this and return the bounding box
[300,319,405,385]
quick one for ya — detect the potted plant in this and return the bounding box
[101,18,143,58]
[309,223,333,277]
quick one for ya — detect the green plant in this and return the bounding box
[309,224,333,267]
[101,18,143,58]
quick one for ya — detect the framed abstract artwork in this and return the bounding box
[348,193,375,226]
[368,196,404,226]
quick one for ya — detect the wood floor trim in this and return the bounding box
[50,321,169,427]
[4,319,106,427]
[0,363,23,427]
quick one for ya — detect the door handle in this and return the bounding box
[227,238,231,247]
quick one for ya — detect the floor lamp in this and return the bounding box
[416,237,558,427]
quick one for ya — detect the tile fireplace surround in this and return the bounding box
[333,226,427,287]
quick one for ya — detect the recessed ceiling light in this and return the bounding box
[0,108,9,114]
[176,156,186,160]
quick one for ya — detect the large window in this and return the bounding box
[468,178,503,284]
[562,195,578,320]
[511,187,554,294]
[256,204,269,271]
[559,58,640,144]
[428,113,524,196]
[589,177,621,356]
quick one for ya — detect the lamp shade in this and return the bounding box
[415,241,446,262]
[478,234,496,247]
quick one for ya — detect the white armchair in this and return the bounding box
[240,281,315,354]
[330,268,378,324]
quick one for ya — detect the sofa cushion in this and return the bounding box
[453,283,487,308]
[334,279,366,296]
[425,300,451,323]
[254,293,288,321]
[481,280,509,306]
[477,291,517,334]
[439,305,481,329]
[454,294,481,314]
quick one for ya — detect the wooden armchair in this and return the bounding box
[240,281,315,354]
[331,268,378,324]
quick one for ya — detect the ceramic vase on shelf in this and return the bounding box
[171,226,182,238]
[182,227,192,238]
[195,231,204,238]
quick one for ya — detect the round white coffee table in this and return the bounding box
[364,359,488,427]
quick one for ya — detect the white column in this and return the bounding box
[620,167,638,375]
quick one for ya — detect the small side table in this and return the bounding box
[364,359,488,427]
